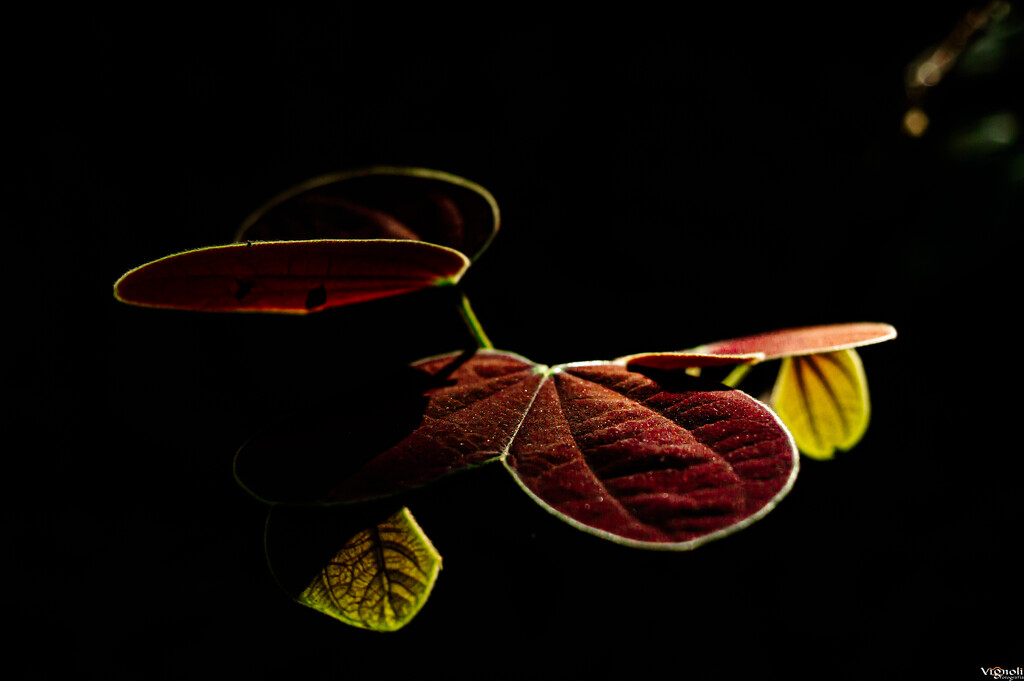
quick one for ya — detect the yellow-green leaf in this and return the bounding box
[297,508,441,632]
[770,349,870,460]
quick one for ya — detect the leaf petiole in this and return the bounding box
[457,291,494,350]
[722,362,753,388]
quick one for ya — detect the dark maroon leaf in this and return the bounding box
[237,350,798,549]
[234,350,544,504]
[235,167,500,262]
[320,351,545,502]
[504,364,797,548]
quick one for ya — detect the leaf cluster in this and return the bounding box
[114,167,895,631]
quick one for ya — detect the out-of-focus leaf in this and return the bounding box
[770,349,870,460]
[239,350,799,550]
[297,507,441,632]
[113,239,468,314]
[235,166,500,262]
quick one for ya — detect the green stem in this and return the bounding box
[722,363,753,388]
[457,291,494,350]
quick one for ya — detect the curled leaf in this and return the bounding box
[297,507,442,632]
[770,349,870,460]
[235,166,500,262]
[113,239,469,314]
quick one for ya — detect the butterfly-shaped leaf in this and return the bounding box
[618,323,895,459]
[236,350,799,550]
[296,507,441,632]
[114,239,468,313]
[235,166,500,262]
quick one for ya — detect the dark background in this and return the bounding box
[5,5,1021,679]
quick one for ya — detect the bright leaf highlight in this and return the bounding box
[770,349,870,460]
[297,507,441,632]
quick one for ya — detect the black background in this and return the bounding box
[5,5,1022,679]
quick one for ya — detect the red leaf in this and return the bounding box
[233,350,543,504]
[694,322,897,360]
[615,352,765,371]
[235,167,500,262]
[505,364,797,548]
[114,239,469,313]
[237,350,798,549]
[321,351,546,501]
[622,322,896,369]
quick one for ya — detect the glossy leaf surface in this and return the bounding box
[297,508,441,632]
[238,350,799,549]
[114,239,468,313]
[770,349,870,460]
[236,167,500,262]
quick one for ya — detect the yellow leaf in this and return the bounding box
[297,507,442,632]
[770,349,870,460]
